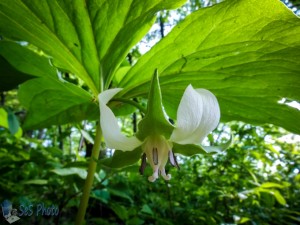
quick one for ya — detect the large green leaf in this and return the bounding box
[0,41,56,78]
[0,0,99,94]
[18,77,99,129]
[119,0,300,134]
[0,41,54,92]
[0,56,34,92]
[0,41,99,129]
[87,0,186,86]
[0,0,186,129]
[0,0,186,95]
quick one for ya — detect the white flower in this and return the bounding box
[98,85,220,182]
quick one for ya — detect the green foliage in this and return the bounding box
[101,147,143,169]
[0,127,84,224]
[1,96,300,225]
[0,0,300,225]
[0,56,33,92]
[0,0,299,134]
[120,0,300,134]
[18,78,99,130]
[0,107,22,137]
[0,0,186,94]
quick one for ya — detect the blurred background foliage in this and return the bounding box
[1,0,300,225]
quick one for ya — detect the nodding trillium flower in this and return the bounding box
[99,70,231,182]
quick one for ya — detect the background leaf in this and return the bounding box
[7,109,20,135]
[22,179,48,185]
[52,167,88,179]
[0,108,23,137]
[272,190,287,205]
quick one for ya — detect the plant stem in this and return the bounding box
[112,97,147,113]
[75,124,102,225]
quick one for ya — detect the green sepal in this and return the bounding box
[173,135,233,156]
[136,69,174,141]
[100,147,142,169]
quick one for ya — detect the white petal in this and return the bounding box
[169,85,203,143]
[98,89,142,151]
[191,88,220,143]
[170,85,220,145]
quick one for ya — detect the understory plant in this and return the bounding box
[0,0,299,224]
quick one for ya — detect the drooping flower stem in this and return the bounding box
[75,124,102,225]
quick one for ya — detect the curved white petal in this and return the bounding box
[98,89,142,151]
[192,88,220,143]
[169,85,203,143]
[170,85,220,145]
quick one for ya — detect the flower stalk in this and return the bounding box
[75,124,102,225]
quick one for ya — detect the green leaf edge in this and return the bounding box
[173,134,233,156]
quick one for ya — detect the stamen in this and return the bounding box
[139,153,147,175]
[169,151,180,169]
[153,147,158,165]
[148,168,159,182]
[160,168,171,181]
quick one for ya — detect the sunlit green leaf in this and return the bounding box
[120,0,300,134]
[0,0,186,94]
[23,179,48,185]
[238,217,250,224]
[0,108,8,128]
[52,167,88,179]
[260,182,285,189]
[272,190,287,205]
[0,0,99,94]
[1,41,99,129]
